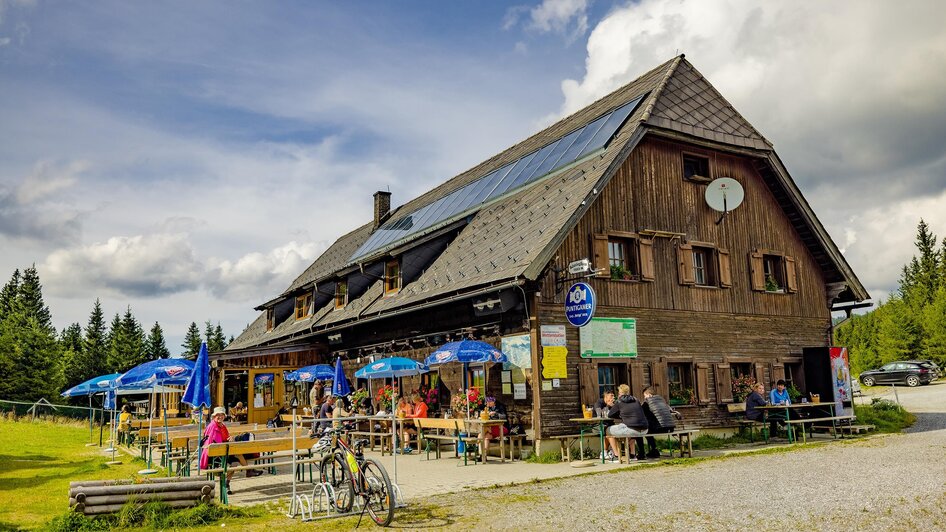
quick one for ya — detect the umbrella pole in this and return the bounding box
[196,410,203,476]
[139,383,158,475]
[86,395,95,446]
[464,363,470,419]
[98,399,105,447]
[163,402,171,477]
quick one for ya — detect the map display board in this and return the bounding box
[579,317,638,358]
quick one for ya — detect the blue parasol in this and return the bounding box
[182,343,211,474]
[425,340,507,418]
[331,358,351,397]
[285,364,335,382]
[354,357,429,379]
[115,358,194,474]
[61,373,123,397]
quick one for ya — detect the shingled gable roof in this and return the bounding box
[227,54,867,352]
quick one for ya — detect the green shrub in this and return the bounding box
[854,399,915,433]
[525,450,562,464]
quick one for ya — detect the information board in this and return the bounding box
[579,317,638,358]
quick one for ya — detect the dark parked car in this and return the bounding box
[859,360,941,387]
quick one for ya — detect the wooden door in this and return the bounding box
[248,369,283,425]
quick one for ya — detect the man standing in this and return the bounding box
[639,387,676,459]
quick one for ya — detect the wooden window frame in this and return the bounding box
[592,231,655,282]
[682,153,711,183]
[334,281,348,310]
[750,249,797,293]
[265,308,274,332]
[667,361,695,406]
[384,259,401,296]
[294,292,313,321]
[678,242,731,288]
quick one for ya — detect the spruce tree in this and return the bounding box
[17,265,55,334]
[182,322,202,359]
[106,312,123,372]
[144,322,171,360]
[212,323,228,352]
[0,267,62,400]
[84,299,108,376]
[114,306,146,370]
[60,322,88,390]
[0,269,20,322]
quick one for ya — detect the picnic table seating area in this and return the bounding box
[612,428,700,463]
[414,418,483,465]
[727,403,768,442]
[203,435,321,504]
[784,414,856,443]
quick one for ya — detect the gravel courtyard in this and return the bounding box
[403,383,946,531]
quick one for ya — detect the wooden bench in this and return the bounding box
[812,423,874,435]
[785,415,855,443]
[727,403,768,442]
[204,437,318,504]
[166,426,303,476]
[502,433,528,461]
[414,418,481,465]
[613,428,700,462]
[545,434,586,462]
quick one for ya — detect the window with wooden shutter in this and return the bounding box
[754,363,767,387]
[649,360,668,398]
[578,363,598,408]
[785,256,798,293]
[749,250,765,291]
[718,248,732,288]
[715,363,733,403]
[695,364,711,405]
[677,244,695,285]
[639,239,655,281]
[591,234,609,277]
[627,362,646,398]
[772,363,786,384]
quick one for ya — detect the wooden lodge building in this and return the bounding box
[215,55,868,445]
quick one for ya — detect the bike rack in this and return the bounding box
[287,481,406,521]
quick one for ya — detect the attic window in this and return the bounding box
[682,154,711,182]
[384,259,401,295]
[295,292,313,320]
[266,308,274,332]
[335,281,348,310]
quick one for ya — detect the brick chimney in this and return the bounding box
[373,191,392,229]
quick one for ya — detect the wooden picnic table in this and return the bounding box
[464,418,507,463]
[569,417,607,464]
[756,402,838,442]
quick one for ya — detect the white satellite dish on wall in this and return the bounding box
[705,177,744,225]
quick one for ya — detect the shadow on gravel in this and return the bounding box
[904,412,946,434]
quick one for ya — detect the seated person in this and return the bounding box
[480,396,509,457]
[768,379,792,435]
[332,396,352,428]
[401,394,429,453]
[606,384,648,460]
[199,407,262,492]
[745,383,767,422]
[594,391,620,461]
[639,387,675,459]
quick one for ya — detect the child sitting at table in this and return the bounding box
[480,396,509,458]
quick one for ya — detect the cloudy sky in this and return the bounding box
[2,0,945,352]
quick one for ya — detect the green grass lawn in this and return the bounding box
[0,417,146,530]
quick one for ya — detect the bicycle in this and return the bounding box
[311,425,395,527]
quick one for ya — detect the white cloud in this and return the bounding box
[505,0,589,42]
[208,241,324,301]
[559,0,946,297]
[16,159,87,203]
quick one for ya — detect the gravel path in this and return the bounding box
[396,383,946,531]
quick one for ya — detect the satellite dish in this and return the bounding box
[704,177,744,225]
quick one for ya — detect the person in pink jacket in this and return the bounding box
[200,406,261,491]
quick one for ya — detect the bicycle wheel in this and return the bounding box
[361,457,395,527]
[319,452,355,512]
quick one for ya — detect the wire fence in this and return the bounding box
[0,398,106,423]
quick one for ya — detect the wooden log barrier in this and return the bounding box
[69,478,215,515]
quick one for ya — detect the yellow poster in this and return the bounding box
[542,346,568,379]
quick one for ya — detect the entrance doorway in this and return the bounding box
[223,370,248,412]
[249,369,282,425]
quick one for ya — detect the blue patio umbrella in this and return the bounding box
[62,373,122,445]
[331,358,351,397]
[182,343,211,474]
[425,340,507,418]
[116,358,195,474]
[354,357,429,379]
[285,364,335,382]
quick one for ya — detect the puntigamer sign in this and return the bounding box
[565,282,596,327]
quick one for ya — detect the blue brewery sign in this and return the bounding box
[565,282,596,327]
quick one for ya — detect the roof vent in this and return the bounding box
[373,191,392,229]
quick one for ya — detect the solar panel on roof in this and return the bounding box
[348,94,645,262]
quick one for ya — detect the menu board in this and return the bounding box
[579,317,638,358]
